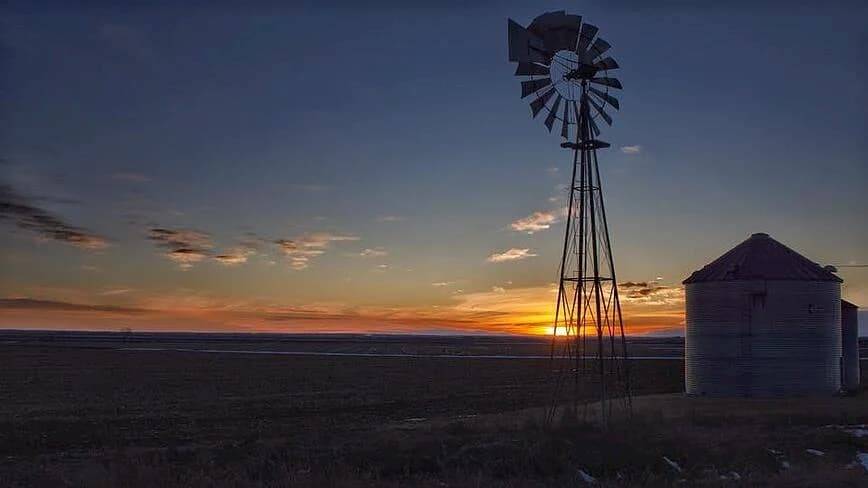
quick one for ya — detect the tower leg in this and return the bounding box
[550,83,631,426]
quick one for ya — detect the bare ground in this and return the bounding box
[0,339,865,487]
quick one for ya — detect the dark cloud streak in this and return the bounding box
[148,227,265,268]
[0,298,145,315]
[0,184,108,250]
[147,227,213,269]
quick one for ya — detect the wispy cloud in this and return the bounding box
[510,211,557,234]
[0,184,109,250]
[275,232,359,270]
[620,145,642,155]
[99,288,133,296]
[148,228,211,250]
[148,227,213,269]
[619,281,653,288]
[212,235,262,266]
[358,247,388,258]
[432,281,456,287]
[166,248,209,269]
[618,281,683,306]
[0,298,145,315]
[275,243,324,270]
[376,215,404,222]
[487,248,537,263]
[214,246,256,266]
[147,228,265,269]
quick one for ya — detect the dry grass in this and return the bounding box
[0,344,865,486]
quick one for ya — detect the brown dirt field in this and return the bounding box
[0,341,865,487]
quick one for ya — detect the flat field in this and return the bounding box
[0,332,865,487]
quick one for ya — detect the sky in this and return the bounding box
[1,1,866,335]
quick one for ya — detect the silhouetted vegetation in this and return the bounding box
[0,339,865,486]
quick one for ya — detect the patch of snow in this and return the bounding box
[719,471,741,481]
[825,424,868,438]
[858,452,868,473]
[768,448,792,470]
[844,428,868,438]
[577,469,597,484]
[805,449,825,457]
[663,456,683,473]
[403,417,427,423]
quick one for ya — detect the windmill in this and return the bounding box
[507,11,631,424]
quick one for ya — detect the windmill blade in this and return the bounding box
[529,10,567,35]
[587,95,613,126]
[559,14,582,51]
[590,77,622,89]
[529,11,568,51]
[589,86,620,110]
[539,14,582,52]
[576,23,599,54]
[588,114,601,137]
[563,14,582,26]
[521,77,552,98]
[587,37,611,60]
[508,19,530,62]
[508,19,548,63]
[593,57,619,71]
[560,99,570,139]
[514,62,550,76]
[545,28,577,52]
[544,95,562,132]
[529,87,556,117]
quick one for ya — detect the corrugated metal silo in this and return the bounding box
[683,233,843,397]
[841,300,860,392]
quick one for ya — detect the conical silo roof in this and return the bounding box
[683,233,842,284]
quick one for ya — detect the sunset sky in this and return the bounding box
[2,2,866,335]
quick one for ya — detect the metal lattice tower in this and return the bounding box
[507,11,631,425]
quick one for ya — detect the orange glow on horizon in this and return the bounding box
[0,282,687,336]
[0,296,686,337]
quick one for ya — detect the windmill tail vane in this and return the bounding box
[507,11,632,425]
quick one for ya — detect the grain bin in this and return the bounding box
[841,300,860,392]
[683,233,842,397]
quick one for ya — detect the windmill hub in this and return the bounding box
[549,51,599,82]
[565,65,598,81]
[508,11,621,140]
